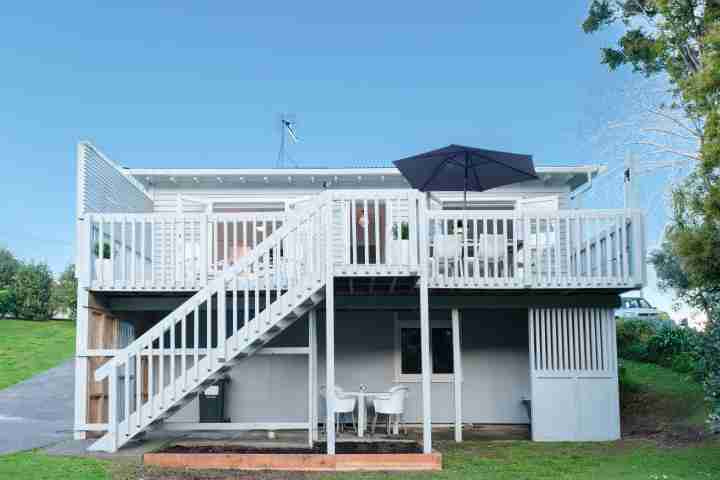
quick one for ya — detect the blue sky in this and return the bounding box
[1,3,646,277]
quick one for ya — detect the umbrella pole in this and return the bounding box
[464,153,469,210]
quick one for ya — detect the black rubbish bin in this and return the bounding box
[199,376,231,423]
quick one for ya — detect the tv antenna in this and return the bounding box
[277,113,299,168]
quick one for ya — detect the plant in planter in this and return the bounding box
[391,222,410,263]
[93,242,113,281]
[392,222,410,241]
[93,242,112,259]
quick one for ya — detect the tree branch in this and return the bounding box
[630,141,702,161]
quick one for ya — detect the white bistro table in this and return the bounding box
[344,391,388,438]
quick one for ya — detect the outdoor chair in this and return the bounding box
[320,385,357,433]
[431,234,463,277]
[371,386,409,436]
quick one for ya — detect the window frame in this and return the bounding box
[394,316,455,383]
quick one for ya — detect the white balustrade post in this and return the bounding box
[632,211,645,287]
[324,196,336,455]
[200,215,209,285]
[521,214,529,287]
[108,365,118,452]
[410,194,419,267]
[78,216,93,288]
[308,308,317,445]
[219,280,227,360]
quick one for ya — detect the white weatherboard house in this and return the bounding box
[74,141,645,455]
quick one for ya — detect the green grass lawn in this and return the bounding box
[0,319,75,390]
[0,328,717,479]
[621,359,709,432]
[0,451,109,480]
[3,439,718,480]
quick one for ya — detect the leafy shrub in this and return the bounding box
[616,318,656,360]
[645,325,700,368]
[616,317,703,379]
[0,289,15,318]
[623,342,649,362]
[671,351,698,375]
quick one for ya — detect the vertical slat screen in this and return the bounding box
[530,307,615,373]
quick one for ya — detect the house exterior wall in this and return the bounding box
[165,307,531,426]
[77,142,154,215]
[146,180,571,214]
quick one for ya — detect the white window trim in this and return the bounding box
[394,315,455,383]
[442,198,517,211]
[210,200,288,213]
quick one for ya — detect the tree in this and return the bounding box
[52,264,77,320]
[0,247,19,289]
[0,248,20,317]
[650,237,720,316]
[13,261,53,320]
[585,0,720,433]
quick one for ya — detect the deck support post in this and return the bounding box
[419,273,431,453]
[308,308,318,445]
[419,192,432,454]
[74,288,90,439]
[74,214,91,439]
[325,278,335,454]
[451,308,463,442]
[325,196,336,455]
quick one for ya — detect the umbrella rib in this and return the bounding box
[472,153,537,179]
[418,153,461,191]
[472,167,484,192]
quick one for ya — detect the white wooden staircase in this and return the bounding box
[89,195,330,452]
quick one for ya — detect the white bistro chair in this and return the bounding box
[320,386,357,433]
[372,386,409,436]
[431,234,464,277]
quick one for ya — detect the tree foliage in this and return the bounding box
[650,237,720,312]
[585,0,720,433]
[52,264,77,320]
[13,261,53,320]
[0,289,14,318]
[0,247,19,290]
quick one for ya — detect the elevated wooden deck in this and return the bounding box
[79,192,645,294]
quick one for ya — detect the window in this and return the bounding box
[396,319,455,382]
[622,298,652,309]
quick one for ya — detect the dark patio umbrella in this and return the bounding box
[393,144,537,207]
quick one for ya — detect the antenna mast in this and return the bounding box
[277,113,299,168]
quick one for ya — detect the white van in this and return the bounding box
[615,297,660,320]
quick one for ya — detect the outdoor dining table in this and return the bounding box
[344,390,389,438]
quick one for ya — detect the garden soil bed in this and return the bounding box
[145,442,441,471]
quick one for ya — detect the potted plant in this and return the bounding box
[93,241,113,281]
[391,222,410,263]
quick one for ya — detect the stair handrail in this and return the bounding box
[94,192,330,381]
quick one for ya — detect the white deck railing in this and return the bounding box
[90,194,329,452]
[330,191,421,275]
[82,212,287,290]
[79,194,644,291]
[426,209,644,289]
